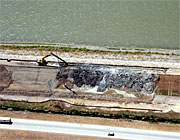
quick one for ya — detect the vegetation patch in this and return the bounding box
[158,90,168,96]
[0,45,178,56]
[157,90,180,96]
[0,101,179,124]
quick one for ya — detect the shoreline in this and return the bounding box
[1,44,179,95]
[1,41,180,50]
[0,44,180,71]
[1,42,180,55]
[0,45,179,125]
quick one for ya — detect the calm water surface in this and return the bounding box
[0,0,179,49]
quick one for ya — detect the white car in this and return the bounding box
[0,117,13,124]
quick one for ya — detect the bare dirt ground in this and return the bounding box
[0,110,180,132]
[0,129,116,140]
[0,47,180,95]
[0,48,180,69]
[0,47,180,139]
[157,74,180,96]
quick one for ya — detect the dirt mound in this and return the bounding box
[0,65,12,93]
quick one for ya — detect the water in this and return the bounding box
[0,0,179,49]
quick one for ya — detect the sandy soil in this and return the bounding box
[0,48,180,140]
[0,129,117,140]
[0,48,180,70]
[0,110,180,132]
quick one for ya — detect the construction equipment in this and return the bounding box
[37,54,51,66]
[0,53,163,101]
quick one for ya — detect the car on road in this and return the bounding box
[0,117,13,124]
[108,132,115,136]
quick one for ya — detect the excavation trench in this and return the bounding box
[0,58,162,102]
[1,58,180,122]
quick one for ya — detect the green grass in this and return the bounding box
[157,90,180,97]
[0,45,179,56]
[0,101,180,124]
[158,90,168,96]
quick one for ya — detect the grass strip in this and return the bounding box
[0,45,178,56]
[0,101,179,124]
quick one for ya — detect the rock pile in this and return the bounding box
[57,64,160,95]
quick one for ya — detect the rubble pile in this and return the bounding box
[57,64,160,95]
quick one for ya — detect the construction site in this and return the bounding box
[0,45,180,124]
[1,1,180,139]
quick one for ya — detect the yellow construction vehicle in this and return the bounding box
[37,53,68,66]
[37,54,51,66]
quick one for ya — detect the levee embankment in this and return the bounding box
[0,47,180,123]
[0,58,180,123]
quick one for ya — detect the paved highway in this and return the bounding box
[0,118,180,140]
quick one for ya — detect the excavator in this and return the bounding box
[37,52,76,94]
[37,52,68,66]
[0,52,162,101]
